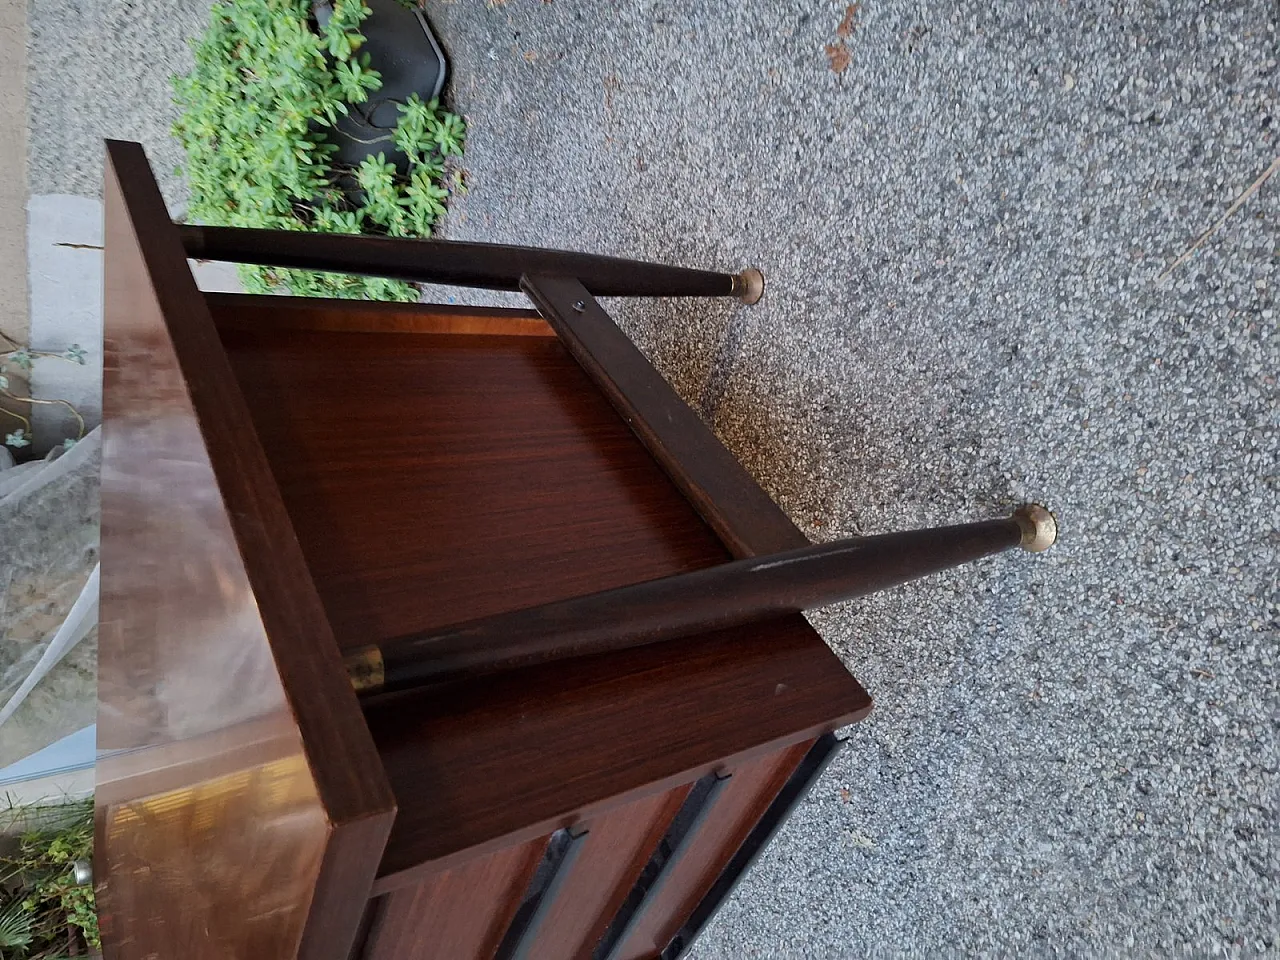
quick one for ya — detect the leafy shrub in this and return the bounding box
[172,0,465,301]
[0,799,97,957]
[1,333,88,451]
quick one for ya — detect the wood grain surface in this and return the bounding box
[361,836,551,960]
[218,326,732,647]
[98,140,394,960]
[365,614,868,890]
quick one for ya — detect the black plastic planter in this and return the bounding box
[313,0,449,171]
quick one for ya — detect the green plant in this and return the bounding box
[0,330,88,451]
[172,0,466,301]
[0,897,34,951]
[0,799,96,958]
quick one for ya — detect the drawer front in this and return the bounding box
[358,738,822,960]
[606,741,814,960]
[362,836,548,960]
[523,787,692,960]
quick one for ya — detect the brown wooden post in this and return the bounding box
[180,224,762,300]
[347,506,1056,695]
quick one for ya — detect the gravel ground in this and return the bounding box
[28,0,1278,956]
[428,2,1277,956]
[26,0,206,206]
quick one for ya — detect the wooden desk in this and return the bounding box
[96,139,1051,960]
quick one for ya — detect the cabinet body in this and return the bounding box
[97,141,870,960]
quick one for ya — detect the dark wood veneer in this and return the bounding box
[101,140,1050,960]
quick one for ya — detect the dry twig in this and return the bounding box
[1156,154,1280,282]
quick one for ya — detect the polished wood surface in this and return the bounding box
[362,836,551,960]
[364,614,869,890]
[183,223,742,297]
[613,741,814,960]
[525,787,692,960]
[97,140,394,960]
[95,753,328,958]
[217,326,732,647]
[207,293,552,337]
[365,517,1024,693]
[105,141,884,960]
[213,315,869,890]
[522,275,810,558]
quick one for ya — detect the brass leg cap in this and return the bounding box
[734,267,765,305]
[1013,503,1057,553]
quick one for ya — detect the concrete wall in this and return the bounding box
[24,194,241,454]
[0,0,27,347]
[27,196,103,448]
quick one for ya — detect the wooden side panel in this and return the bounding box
[612,741,814,960]
[525,787,692,960]
[366,617,868,887]
[97,140,394,960]
[218,321,869,890]
[218,327,731,648]
[362,836,550,960]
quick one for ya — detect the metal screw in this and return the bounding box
[572,300,586,313]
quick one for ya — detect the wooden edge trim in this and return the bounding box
[105,140,395,956]
[205,292,554,337]
[299,809,398,960]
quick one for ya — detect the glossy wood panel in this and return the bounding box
[524,787,693,960]
[217,326,732,648]
[97,140,394,960]
[96,755,328,958]
[217,322,867,894]
[208,293,552,337]
[366,615,869,889]
[361,836,550,960]
[611,741,814,960]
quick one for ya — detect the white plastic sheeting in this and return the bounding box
[0,563,97,729]
[0,427,100,777]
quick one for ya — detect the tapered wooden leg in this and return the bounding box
[347,506,1057,695]
[179,224,760,299]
